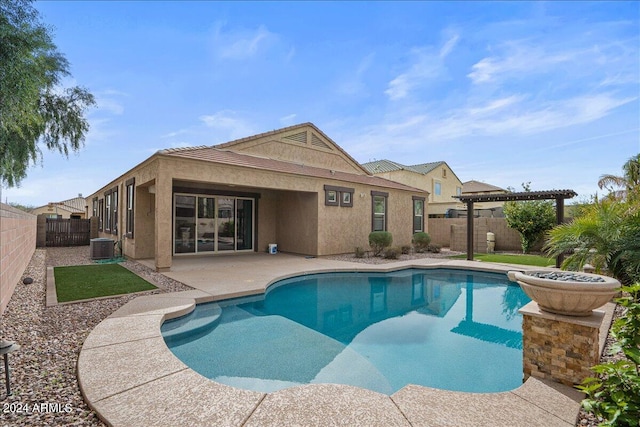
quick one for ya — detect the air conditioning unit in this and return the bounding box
[90,238,114,260]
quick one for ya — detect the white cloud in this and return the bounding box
[467,28,639,88]
[439,33,460,59]
[212,22,277,60]
[467,95,524,116]
[426,93,637,140]
[279,114,297,126]
[385,48,444,100]
[385,30,458,101]
[199,110,255,140]
[467,39,583,85]
[161,129,190,139]
[336,52,376,96]
[94,89,128,115]
[384,114,428,133]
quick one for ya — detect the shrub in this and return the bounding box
[504,183,555,253]
[369,231,393,256]
[384,247,399,259]
[412,232,431,253]
[577,284,640,426]
[401,245,411,255]
[354,247,366,258]
[427,244,441,253]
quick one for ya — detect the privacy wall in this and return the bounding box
[1,203,36,316]
[428,217,544,253]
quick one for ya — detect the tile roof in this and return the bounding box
[462,180,507,194]
[408,161,446,175]
[32,196,86,213]
[161,147,425,193]
[61,196,87,212]
[362,160,449,176]
[361,160,421,174]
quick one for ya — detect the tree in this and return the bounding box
[503,183,556,253]
[8,201,35,212]
[0,0,95,187]
[598,153,640,203]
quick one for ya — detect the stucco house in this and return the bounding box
[30,195,87,219]
[86,123,428,271]
[362,160,462,217]
[461,180,508,215]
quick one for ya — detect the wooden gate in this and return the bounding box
[46,218,91,247]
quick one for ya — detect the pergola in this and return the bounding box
[453,189,577,267]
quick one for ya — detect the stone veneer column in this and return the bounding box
[520,301,603,387]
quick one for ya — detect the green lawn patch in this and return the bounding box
[54,264,156,302]
[449,253,555,267]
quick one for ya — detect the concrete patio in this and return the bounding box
[77,253,600,426]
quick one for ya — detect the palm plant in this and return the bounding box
[608,208,640,285]
[544,200,626,274]
[598,153,640,202]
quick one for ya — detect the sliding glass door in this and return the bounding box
[236,199,253,251]
[174,194,254,255]
[175,196,196,254]
[197,197,215,253]
[217,198,235,252]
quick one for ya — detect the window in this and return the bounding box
[326,190,338,206]
[104,191,112,232]
[442,168,447,178]
[371,191,388,231]
[92,197,98,218]
[98,199,104,231]
[341,191,352,206]
[456,187,462,196]
[104,187,118,234]
[112,187,118,235]
[126,178,135,237]
[434,181,442,196]
[413,197,425,233]
[324,185,354,207]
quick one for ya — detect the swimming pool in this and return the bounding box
[162,268,530,395]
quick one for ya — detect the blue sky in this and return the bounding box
[3,1,639,207]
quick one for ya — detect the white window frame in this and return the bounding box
[434,181,442,197]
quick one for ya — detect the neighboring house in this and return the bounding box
[86,123,428,272]
[362,160,463,217]
[30,195,87,219]
[460,180,508,216]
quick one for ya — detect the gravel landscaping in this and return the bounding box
[0,246,621,426]
[0,247,191,426]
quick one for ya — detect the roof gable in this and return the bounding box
[212,123,370,175]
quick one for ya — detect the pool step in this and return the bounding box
[162,302,222,343]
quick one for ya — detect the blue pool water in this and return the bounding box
[162,269,530,395]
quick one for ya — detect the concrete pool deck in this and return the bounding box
[77,253,608,426]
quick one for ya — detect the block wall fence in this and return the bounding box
[1,203,37,316]
[428,217,544,253]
